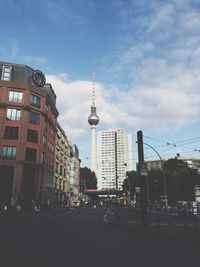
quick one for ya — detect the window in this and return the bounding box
[60,166,63,176]
[55,162,59,173]
[41,153,46,164]
[1,65,12,81]
[25,148,37,162]
[27,129,38,143]
[30,94,41,108]
[42,135,46,146]
[29,111,40,125]
[9,91,23,103]
[4,127,19,140]
[6,108,21,120]
[2,146,17,159]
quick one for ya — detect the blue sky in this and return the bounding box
[1,0,200,168]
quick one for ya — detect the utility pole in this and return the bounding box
[137,130,148,225]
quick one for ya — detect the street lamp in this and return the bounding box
[143,142,168,207]
[124,163,131,204]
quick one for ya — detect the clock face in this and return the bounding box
[32,70,46,87]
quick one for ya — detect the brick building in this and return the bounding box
[0,61,58,209]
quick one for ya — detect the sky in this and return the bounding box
[1,0,200,169]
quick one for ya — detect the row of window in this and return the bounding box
[3,128,56,162]
[1,71,56,123]
[55,163,67,177]
[6,108,55,127]
[2,146,36,161]
[8,90,41,108]
[6,108,40,125]
[4,126,38,143]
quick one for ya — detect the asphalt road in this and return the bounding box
[0,207,199,267]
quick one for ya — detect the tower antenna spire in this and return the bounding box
[92,72,95,105]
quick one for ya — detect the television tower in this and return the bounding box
[88,73,99,174]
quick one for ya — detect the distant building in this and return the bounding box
[182,158,200,173]
[146,157,200,173]
[54,123,81,206]
[0,61,58,209]
[69,144,81,205]
[97,128,133,191]
[54,123,71,206]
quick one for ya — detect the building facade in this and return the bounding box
[0,61,58,209]
[69,144,81,205]
[54,123,71,206]
[54,123,81,207]
[97,128,133,191]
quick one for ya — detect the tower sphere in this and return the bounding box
[88,114,99,126]
[88,105,99,126]
[88,106,99,126]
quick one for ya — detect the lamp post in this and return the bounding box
[143,142,168,207]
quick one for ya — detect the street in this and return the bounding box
[0,207,199,267]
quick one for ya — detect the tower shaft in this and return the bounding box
[91,125,97,173]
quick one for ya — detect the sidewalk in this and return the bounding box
[108,207,200,246]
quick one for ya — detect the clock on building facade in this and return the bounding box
[32,70,46,87]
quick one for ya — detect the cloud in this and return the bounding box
[44,1,200,146]
[126,87,200,129]
[46,63,200,146]
[98,0,200,128]
[46,75,96,142]
[147,3,176,33]
[46,74,133,142]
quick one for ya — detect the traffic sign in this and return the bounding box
[140,162,148,176]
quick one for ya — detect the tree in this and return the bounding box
[145,158,200,203]
[146,168,165,201]
[123,158,200,204]
[122,170,139,197]
[163,158,200,201]
[80,167,97,191]
[163,158,189,171]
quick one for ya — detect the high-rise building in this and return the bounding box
[97,128,133,191]
[88,74,99,174]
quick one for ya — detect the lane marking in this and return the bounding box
[49,211,73,220]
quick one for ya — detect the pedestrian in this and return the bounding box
[3,204,7,213]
